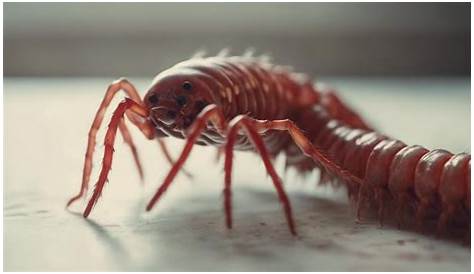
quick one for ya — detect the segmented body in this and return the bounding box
[69,53,470,238]
[147,56,371,154]
[156,56,469,233]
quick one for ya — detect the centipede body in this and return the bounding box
[67,51,470,239]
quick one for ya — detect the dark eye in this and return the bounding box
[182,81,192,91]
[176,95,187,106]
[148,94,159,104]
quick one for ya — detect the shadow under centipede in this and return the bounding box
[104,179,468,254]
[69,212,130,266]
[351,197,469,246]
[243,187,470,246]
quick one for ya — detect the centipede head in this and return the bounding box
[144,71,210,134]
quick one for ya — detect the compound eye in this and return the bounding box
[182,81,192,91]
[148,94,159,104]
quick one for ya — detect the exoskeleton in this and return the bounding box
[67,51,470,237]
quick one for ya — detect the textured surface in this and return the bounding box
[4,78,470,271]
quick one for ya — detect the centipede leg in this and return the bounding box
[222,117,366,234]
[395,193,410,229]
[251,119,362,189]
[67,78,152,207]
[356,185,368,222]
[118,118,144,181]
[215,147,225,163]
[437,204,457,237]
[83,98,150,217]
[157,139,194,179]
[415,199,430,232]
[224,116,365,235]
[146,105,226,211]
[223,126,237,229]
[224,116,297,235]
[236,119,362,233]
[375,188,386,227]
[319,89,372,130]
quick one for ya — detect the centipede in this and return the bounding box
[67,50,470,239]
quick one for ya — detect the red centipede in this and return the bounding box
[67,50,470,238]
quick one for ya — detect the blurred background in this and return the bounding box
[4,2,470,77]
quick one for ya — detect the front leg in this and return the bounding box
[83,99,151,217]
[67,78,154,207]
[157,139,194,179]
[145,105,226,211]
